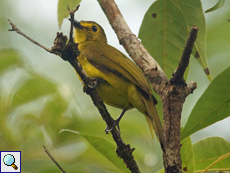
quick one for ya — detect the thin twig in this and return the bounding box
[7,19,60,56]
[67,5,80,43]
[43,145,67,173]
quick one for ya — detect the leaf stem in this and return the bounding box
[202,152,230,173]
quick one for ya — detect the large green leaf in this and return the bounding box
[205,0,225,13]
[139,0,210,80]
[193,137,230,172]
[139,0,189,79]
[181,136,194,173]
[60,130,130,173]
[57,0,81,27]
[181,66,230,140]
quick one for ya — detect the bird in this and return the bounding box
[72,19,164,149]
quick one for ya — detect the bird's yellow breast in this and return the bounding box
[77,54,140,110]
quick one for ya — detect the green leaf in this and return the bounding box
[139,0,189,79]
[193,137,230,172]
[205,0,225,13]
[0,49,22,73]
[12,74,57,107]
[139,0,210,80]
[57,0,81,27]
[181,136,194,173]
[181,66,230,140]
[60,130,130,173]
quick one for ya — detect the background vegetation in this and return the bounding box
[0,0,230,172]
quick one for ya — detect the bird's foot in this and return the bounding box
[104,108,128,134]
[88,78,104,89]
[105,119,121,134]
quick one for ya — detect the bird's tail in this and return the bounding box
[142,96,164,151]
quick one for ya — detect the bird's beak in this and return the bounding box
[69,19,85,30]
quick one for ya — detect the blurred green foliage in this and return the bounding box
[1,0,230,173]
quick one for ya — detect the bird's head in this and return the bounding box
[72,20,107,44]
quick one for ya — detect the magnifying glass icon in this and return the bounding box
[3,154,18,170]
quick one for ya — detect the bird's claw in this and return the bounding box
[88,78,104,89]
[105,120,120,134]
[105,108,128,134]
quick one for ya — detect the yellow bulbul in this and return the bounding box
[72,20,164,149]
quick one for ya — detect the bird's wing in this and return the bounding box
[80,41,151,95]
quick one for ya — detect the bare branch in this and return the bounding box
[170,26,198,85]
[43,145,67,173]
[7,19,60,57]
[67,5,80,43]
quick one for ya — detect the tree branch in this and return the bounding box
[67,5,80,43]
[170,26,198,85]
[7,19,60,57]
[162,27,198,172]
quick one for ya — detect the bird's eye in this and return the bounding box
[91,26,97,32]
